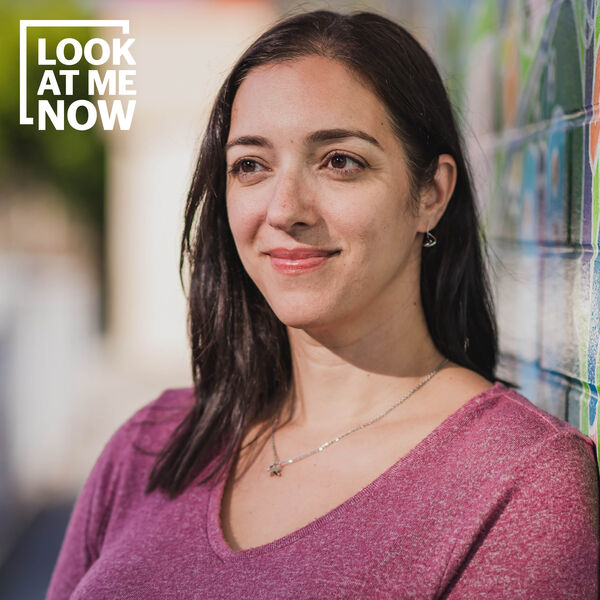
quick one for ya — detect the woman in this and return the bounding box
[47,10,599,599]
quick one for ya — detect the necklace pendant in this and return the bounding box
[268,463,282,476]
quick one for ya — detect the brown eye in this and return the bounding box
[239,159,258,172]
[331,155,348,169]
[325,153,365,175]
[229,158,267,178]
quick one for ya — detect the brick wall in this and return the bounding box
[423,0,600,456]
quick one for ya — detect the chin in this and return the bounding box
[271,308,328,330]
[265,296,338,330]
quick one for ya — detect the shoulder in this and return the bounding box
[461,382,597,478]
[430,363,591,443]
[122,386,195,446]
[439,383,599,598]
[77,387,195,528]
[88,386,195,487]
[45,387,196,597]
[475,382,591,441]
[108,386,195,451]
[439,383,599,546]
[126,386,195,426]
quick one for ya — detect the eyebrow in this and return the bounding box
[307,128,382,148]
[225,135,271,152]
[224,128,382,152]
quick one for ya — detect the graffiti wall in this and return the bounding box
[425,0,600,454]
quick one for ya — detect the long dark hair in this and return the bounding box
[146,10,498,499]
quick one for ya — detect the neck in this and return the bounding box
[282,297,445,434]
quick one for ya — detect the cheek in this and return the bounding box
[329,200,399,250]
[226,196,262,251]
[334,198,417,279]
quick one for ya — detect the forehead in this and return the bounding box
[229,56,394,144]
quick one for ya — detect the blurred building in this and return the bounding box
[0,0,279,574]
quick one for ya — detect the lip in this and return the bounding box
[265,247,340,274]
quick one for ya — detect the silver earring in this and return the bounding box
[423,230,437,248]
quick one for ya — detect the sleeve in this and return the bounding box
[443,431,600,599]
[45,422,132,600]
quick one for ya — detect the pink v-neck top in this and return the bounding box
[46,383,599,599]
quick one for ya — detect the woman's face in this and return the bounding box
[225,55,431,333]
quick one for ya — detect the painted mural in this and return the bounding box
[429,0,600,458]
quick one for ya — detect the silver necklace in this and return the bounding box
[267,357,449,476]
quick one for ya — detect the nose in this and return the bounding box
[266,167,318,231]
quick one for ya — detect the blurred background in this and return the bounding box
[1,0,599,597]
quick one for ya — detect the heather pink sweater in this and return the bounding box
[47,383,599,599]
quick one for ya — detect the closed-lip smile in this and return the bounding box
[265,247,340,274]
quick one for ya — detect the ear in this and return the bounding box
[417,154,457,233]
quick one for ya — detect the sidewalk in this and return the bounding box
[0,502,73,600]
